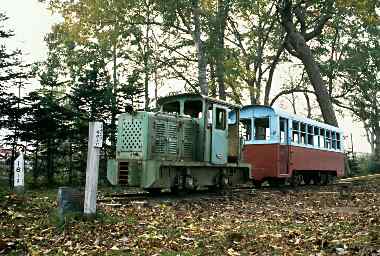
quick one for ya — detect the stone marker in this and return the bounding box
[57,187,84,221]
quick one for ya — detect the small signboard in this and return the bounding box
[93,122,103,148]
[14,152,24,187]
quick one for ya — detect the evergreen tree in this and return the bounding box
[0,12,29,187]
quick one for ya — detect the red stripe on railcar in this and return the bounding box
[243,144,344,182]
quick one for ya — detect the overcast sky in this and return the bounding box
[0,0,372,153]
[1,0,60,63]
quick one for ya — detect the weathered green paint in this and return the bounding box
[109,93,251,190]
[106,159,118,185]
[127,161,141,186]
[211,104,229,164]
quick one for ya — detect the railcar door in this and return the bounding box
[211,104,228,164]
[279,117,290,174]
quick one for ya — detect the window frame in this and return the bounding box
[184,100,203,118]
[292,120,300,144]
[215,107,227,130]
[253,117,271,141]
[162,101,180,114]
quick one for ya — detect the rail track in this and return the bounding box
[98,175,380,207]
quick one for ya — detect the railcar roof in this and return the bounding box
[157,93,241,109]
[241,105,343,132]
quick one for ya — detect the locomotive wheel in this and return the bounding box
[320,173,328,185]
[327,174,337,185]
[170,186,180,194]
[253,180,262,188]
[147,188,162,195]
[303,175,312,185]
[313,175,321,185]
[291,173,303,187]
[268,178,285,187]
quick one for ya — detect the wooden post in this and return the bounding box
[14,152,24,193]
[84,122,103,217]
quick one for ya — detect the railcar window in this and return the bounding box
[332,132,337,149]
[337,133,341,150]
[280,118,287,143]
[162,101,180,114]
[326,130,332,149]
[300,123,307,144]
[215,108,227,130]
[240,119,252,141]
[184,100,203,118]
[320,128,326,148]
[314,127,320,147]
[254,117,270,140]
[228,110,237,125]
[292,121,300,143]
[307,125,314,146]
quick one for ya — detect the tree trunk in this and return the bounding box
[144,0,151,110]
[299,43,338,126]
[304,92,312,118]
[279,0,338,127]
[248,79,257,105]
[33,140,39,184]
[374,126,380,162]
[215,0,229,100]
[210,63,217,97]
[68,142,73,185]
[264,45,284,105]
[47,138,54,184]
[192,0,208,95]
[110,43,118,157]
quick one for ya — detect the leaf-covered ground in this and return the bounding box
[1,175,380,255]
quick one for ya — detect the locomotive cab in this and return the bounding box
[158,94,243,165]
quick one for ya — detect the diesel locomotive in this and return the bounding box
[107,93,250,192]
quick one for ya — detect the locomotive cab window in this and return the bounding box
[228,110,237,125]
[215,108,227,130]
[184,100,203,118]
[254,117,270,140]
[162,101,180,114]
[240,118,252,141]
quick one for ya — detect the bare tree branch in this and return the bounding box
[270,89,314,106]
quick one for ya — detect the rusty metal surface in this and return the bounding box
[244,144,345,182]
[243,144,279,181]
[289,145,345,177]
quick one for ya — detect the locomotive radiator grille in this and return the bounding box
[153,120,179,155]
[154,121,166,153]
[167,122,178,155]
[183,126,193,158]
[120,119,143,152]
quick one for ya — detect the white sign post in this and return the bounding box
[84,122,103,217]
[14,152,24,191]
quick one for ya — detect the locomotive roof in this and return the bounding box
[157,93,241,109]
[241,105,343,132]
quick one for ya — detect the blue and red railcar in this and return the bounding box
[239,105,345,186]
